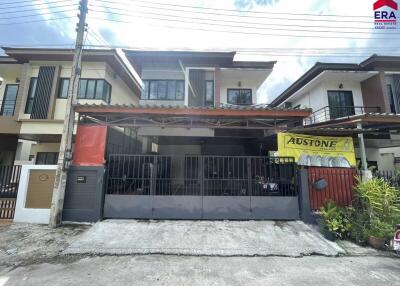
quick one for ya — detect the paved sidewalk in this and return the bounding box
[65,220,345,257]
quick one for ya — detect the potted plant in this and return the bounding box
[319,201,352,241]
[352,177,400,249]
[367,219,393,250]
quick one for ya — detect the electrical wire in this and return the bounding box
[0,0,76,9]
[96,0,372,19]
[0,16,75,25]
[87,27,110,47]
[88,6,400,35]
[90,2,380,31]
[0,2,77,15]
[0,9,77,21]
[87,15,399,40]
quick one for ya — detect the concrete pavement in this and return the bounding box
[1,255,399,286]
[65,220,345,257]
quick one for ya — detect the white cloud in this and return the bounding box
[32,0,400,102]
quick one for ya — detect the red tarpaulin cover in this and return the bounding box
[72,125,107,166]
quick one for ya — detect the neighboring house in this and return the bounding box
[271,55,400,171]
[0,48,142,165]
[0,56,22,165]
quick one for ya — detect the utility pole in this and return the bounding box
[49,0,88,227]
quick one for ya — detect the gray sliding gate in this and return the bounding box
[104,155,299,220]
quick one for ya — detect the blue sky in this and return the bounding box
[1,0,400,102]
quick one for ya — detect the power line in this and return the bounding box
[0,0,67,5]
[88,6,400,35]
[0,9,76,21]
[0,2,77,15]
[87,28,109,47]
[0,0,75,9]
[0,16,75,25]
[87,14,399,40]
[90,2,382,31]
[96,0,372,19]
[92,1,376,25]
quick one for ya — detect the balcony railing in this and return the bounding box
[304,106,381,125]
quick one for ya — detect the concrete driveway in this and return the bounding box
[65,220,344,257]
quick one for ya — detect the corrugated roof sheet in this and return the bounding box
[74,102,311,112]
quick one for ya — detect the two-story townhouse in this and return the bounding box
[0,47,142,165]
[70,50,311,220]
[270,55,400,171]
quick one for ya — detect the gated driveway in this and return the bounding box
[65,220,344,257]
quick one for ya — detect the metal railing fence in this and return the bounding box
[106,155,297,197]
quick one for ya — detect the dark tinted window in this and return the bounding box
[142,80,185,100]
[78,79,87,99]
[25,78,37,114]
[36,152,59,165]
[1,84,19,116]
[77,79,111,102]
[206,81,214,106]
[58,78,69,98]
[227,89,252,105]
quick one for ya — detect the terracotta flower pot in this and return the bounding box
[368,236,385,249]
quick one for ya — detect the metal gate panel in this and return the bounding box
[202,196,251,219]
[152,196,202,219]
[251,197,299,220]
[104,155,299,220]
[104,195,152,218]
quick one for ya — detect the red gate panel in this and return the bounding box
[308,167,357,211]
[72,125,108,166]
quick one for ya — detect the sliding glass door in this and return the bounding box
[327,90,355,119]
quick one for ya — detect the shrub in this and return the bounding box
[320,200,351,239]
[349,177,400,244]
[353,177,400,225]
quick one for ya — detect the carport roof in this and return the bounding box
[74,103,311,118]
[289,113,400,137]
[74,103,311,131]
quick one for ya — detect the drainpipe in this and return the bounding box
[357,123,372,181]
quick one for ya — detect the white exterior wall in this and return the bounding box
[291,80,364,111]
[159,144,201,155]
[219,76,259,105]
[355,147,396,171]
[30,142,60,162]
[15,139,35,162]
[105,63,139,105]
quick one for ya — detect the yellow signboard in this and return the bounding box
[278,132,356,167]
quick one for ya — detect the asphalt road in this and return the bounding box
[1,255,399,286]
